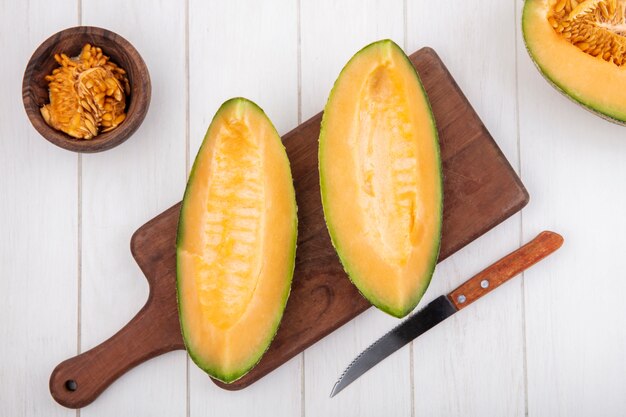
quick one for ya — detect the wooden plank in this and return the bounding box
[0,1,78,417]
[187,1,301,416]
[299,2,409,414]
[406,1,525,416]
[516,2,626,415]
[79,0,187,416]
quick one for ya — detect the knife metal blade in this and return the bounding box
[330,231,564,398]
[330,295,457,398]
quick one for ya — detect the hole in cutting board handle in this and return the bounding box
[64,379,77,392]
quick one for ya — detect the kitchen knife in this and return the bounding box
[330,231,563,397]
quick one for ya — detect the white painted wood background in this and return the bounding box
[1,0,625,415]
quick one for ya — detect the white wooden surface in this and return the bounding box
[1,0,625,416]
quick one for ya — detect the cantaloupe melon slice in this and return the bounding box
[319,40,442,318]
[523,0,626,124]
[176,98,297,383]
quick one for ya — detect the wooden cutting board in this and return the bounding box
[50,47,529,409]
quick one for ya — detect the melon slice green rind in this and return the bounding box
[522,0,626,125]
[319,39,443,318]
[176,98,297,383]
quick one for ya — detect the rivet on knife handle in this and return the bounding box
[447,231,564,310]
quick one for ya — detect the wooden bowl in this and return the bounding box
[22,26,151,153]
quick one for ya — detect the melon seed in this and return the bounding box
[41,43,129,139]
[548,0,626,67]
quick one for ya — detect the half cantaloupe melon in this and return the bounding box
[319,40,442,318]
[176,98,297,383]
[523,0,626,124]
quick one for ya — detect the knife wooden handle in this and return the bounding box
[447,231,563,310]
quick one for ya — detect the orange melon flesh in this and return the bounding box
[319,40,442,318]
[177,98,297,383]
[523,0,626,123]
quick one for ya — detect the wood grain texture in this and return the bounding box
[406,1,526,416]
[22,26,151,153]
[516,1,626,415]
[448,232,563,310]
[76,1,187,416]
[49,47,528,409]
[299,2,409,415]
[0,1,78,417]
[187,1,302,416]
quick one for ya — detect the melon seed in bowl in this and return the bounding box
[41,43,130,139]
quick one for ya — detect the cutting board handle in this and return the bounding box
[49,294,183,409]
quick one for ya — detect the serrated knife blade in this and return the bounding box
[330,295,457,397]
[330,231,564,398]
